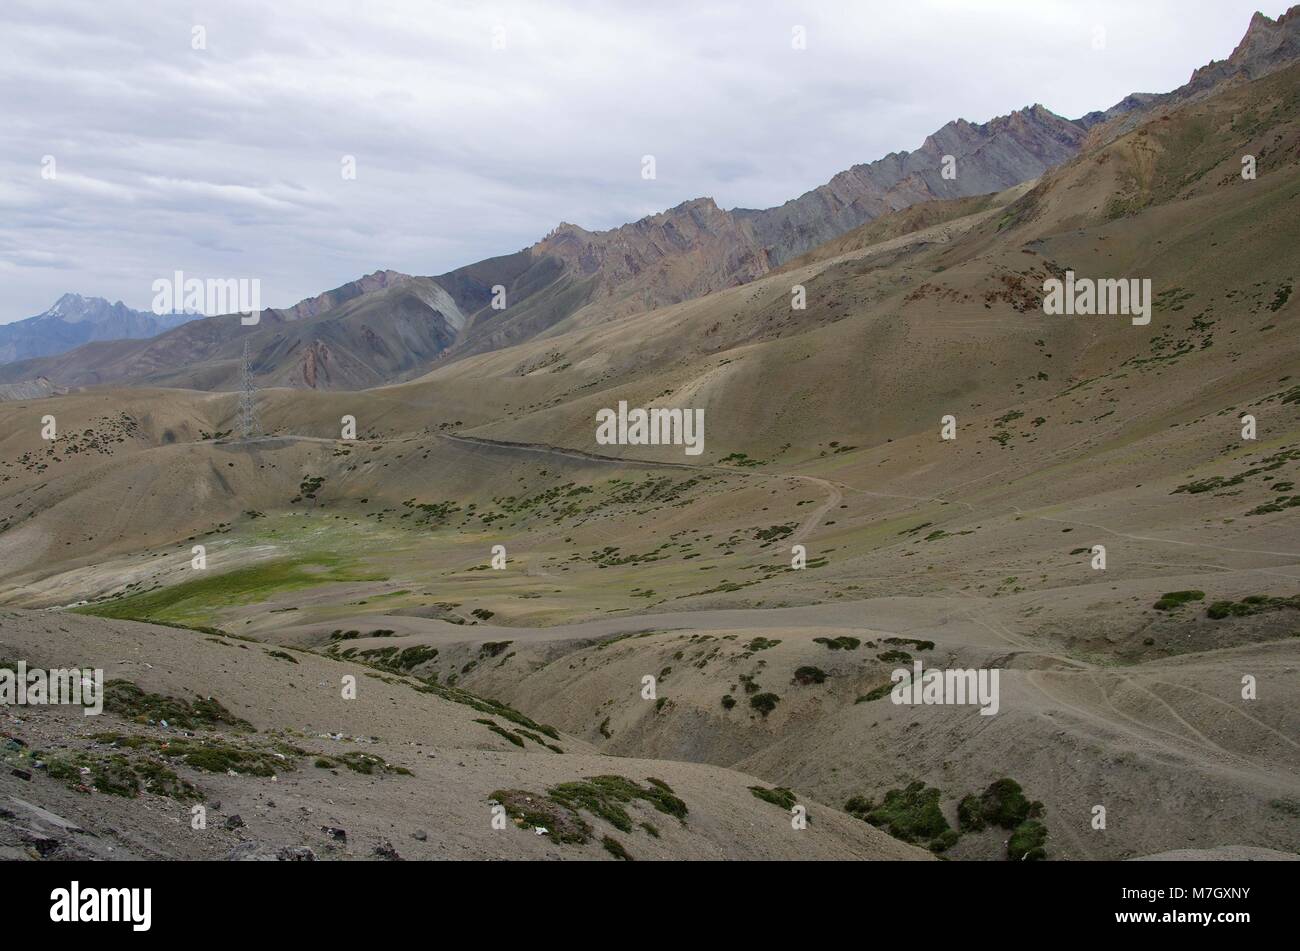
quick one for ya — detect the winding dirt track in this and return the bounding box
[438,432,840,543]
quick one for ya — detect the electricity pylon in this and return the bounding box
[239,339,261,439]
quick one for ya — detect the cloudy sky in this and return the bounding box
[0,0,1286,322]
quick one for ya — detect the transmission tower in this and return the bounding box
[239,339,262,439]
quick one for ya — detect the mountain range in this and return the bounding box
[2,6,1297,395]
[0,294,195,366]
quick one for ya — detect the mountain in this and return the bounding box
[4,7,1297,393]
[1081,6,1300,146]
[733,103,1092,266]
[276,269,413,321]
[0,293,196,365]
[0,376,63,402]
[0,273,463,391]
[449,103,1099,354]
[1186,8,1300,95]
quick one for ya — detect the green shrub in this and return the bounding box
[1206,594,1300,619]
[602,836,633,861]
[792,666,826,685]
[957,793,986,831]
[1007,820,1049,860]
[1154,590,1204,611]
[750,786,797,810]
[858,781,951,844]
[395,645,439,669]
[813,636,861,651]
[490,788,591,845]
[549,775,688,833]
[749,692,780,716]
[929,829,961,853]
[855,682,894,703]
[975,778,1034,829]
[843,795,873,817]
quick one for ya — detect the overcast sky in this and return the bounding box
[0,0,1287,322]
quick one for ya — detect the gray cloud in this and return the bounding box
[0,0,1284,321]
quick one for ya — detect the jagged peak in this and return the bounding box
[541,197,726,246]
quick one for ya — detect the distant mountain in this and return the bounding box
[0,294,196,365]
[0,273,462,391]
[0,376,63,401]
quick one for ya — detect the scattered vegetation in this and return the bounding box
[1206,594,1300,619]
[103,680,253,732]
[848,777,1048,859]
[91,732,298,777]
[43,749,201,801]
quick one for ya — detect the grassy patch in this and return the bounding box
[77,555,384,626]
[750,785,797,810]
